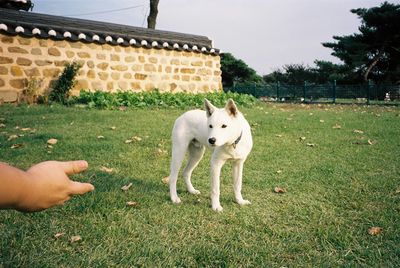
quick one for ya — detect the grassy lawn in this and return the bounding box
[0,102,399,267]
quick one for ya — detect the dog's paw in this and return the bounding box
[212,205,224,212]
[237,199,251,206]
[171,196,182,204]
[189,189,201,195]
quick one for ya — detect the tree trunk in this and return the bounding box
[147,0,160,29]
[363,50,383,82]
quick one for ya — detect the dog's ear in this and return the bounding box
[225,98,238,117]
[204,99,215,117]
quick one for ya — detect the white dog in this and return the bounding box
[168,98,253,212]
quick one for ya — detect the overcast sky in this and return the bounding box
[33,0,387,75]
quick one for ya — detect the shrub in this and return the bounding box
[49,62,81,104]
[71,90,257,109]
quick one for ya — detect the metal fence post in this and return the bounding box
[333,80,337,104]
[276,81,280,102]
[303,81,307,103]
[367,80,371,105]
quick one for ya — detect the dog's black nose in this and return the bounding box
[208,137,216,145]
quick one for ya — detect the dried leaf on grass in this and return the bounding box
[7,134,22,141]
[395,188,400,195]
[368,227,383,236]
[0,123,5,128]
[132,136,142,141]
[299,136,306,141]
[273,187,286,194]
[110,126,116,130]
[354,129,364,134]
[47,138,58,145]
[54,232,65,239]
[125,139,133,144]
[100,166,113,173]
[121,183,133,191]
[367,139,375,145]
[162,176,169,184]
[332,124,342,129]
[306,143,316,147]
[275,134,283,138]
[97,135,105,139]
[11,143,23,149]
[126,201,138,207]
[20,127,32,132]
[319,119,325,123]
[276,170,282,174]
[70,235,82,243]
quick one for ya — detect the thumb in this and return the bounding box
[68,181,95,195]
[59,160,88,175]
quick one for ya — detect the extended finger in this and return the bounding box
[68,181,95,195]
[59,160,88,175]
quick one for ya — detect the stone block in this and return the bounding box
[75,79,89,89]
[125,56,135,63]
[10,78,26,89]
[0,90,18,102]
[48,47,61,56]
[130,82,141,90]
[170,59,180,65]
[35,60,53,66]
[97,62,109,70]
[16,57,32,66]
[191,61,203,67]
[31,48,42,55]
[0,78,4,87]
[66,51,75,58]
[123,73,132,79]
[87,60,95,68]
[131,64,142,71]
[180,68,195,74]
[24,67,40,77]
[182,75,190,82]
[39,39,48,47]
[111,72,120,80]
[77,52,90,58]
[111,65,128,71]
[118,81,128,89]
[54,41,67,48]
[87,70,96,79]
[149,57,158,64]
[98,72,109,80]
[43,68,61,78]
[107,82,114,91]
[55,60,68,67]
[70,42,83,49]
[144,64,156,72]
[17,37,31,45]
[8,47,28,54]
[138,56,145,63]
[96,54,106,60]
[134,73,147,80]
[91,81,103,90]
[165,66,172,73]
[1,36,14,43]
[0,66,8,75]
[110,54,120,61]
[11,66,23,76]
[145,83,155,91]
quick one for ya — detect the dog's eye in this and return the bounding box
[209,124,213,128]
[222,124,227,128]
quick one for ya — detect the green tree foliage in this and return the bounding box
[322,1,400,83]
[220,53,262,87]
[49,62,81,104]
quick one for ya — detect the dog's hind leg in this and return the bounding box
[169,141,188,204]
[183,143,205,195]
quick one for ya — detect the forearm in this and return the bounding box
[0,162,32,210]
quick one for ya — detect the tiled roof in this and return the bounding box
[0,8,219,55]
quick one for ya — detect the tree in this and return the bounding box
[220,53,262,87]
[147,0,160,29]
[322,2,400,83]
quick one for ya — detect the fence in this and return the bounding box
[225,81,400,105]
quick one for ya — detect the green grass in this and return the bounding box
[0,103,399,267]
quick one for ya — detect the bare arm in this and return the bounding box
[0,160,94,212]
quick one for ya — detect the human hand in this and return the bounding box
[17,160,94,212]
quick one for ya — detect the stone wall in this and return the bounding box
[0,34,222,102]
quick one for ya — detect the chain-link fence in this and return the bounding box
[225,82,400,105]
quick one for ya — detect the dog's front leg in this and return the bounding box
[210,156,226,212]
[233,160,251,206]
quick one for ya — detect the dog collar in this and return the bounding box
[232,131,243,149]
